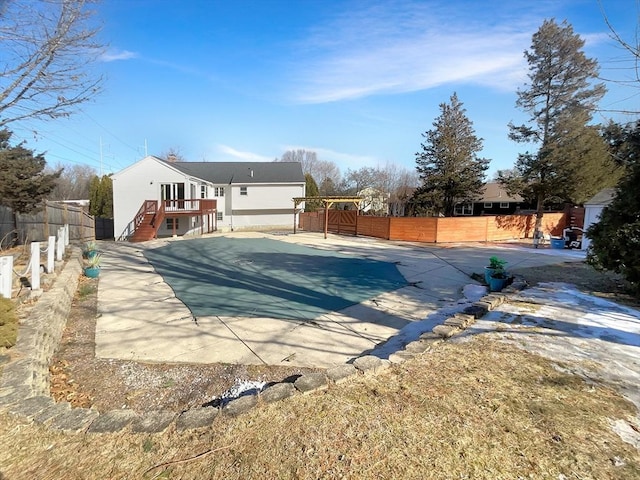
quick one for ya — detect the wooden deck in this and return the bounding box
[131,199,217,242]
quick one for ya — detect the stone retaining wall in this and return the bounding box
[0,250,525,434]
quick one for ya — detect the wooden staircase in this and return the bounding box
[128,199,216,242]
[131,212,157,242]
[130,200,161,242]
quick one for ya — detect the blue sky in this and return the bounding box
[11,0,640,179]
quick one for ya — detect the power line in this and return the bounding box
[83,111,140,155]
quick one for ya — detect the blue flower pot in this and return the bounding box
[84,267,100,278]
[488,275,508,292]
[485,267,498,284]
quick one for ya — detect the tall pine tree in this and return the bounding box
[500,19,607,236]
[411,93,489,217]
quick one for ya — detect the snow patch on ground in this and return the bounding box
[369,284,488,359]
[453,282,640,449]
[211,379,266,407]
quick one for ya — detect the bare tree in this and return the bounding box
[344,163,418,215]
[277,149,318,174]
[276,149,342,195]
[381,163,419,217]
[0,0,103,127]
[48,162,96,200]
[599,1,640,114]
[160,147,186,162]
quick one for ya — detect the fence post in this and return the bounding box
[0,255,13,299]
[47,235,56,273]
[31,242,40,291]
[64,224,70,246]
[56,227,64,261]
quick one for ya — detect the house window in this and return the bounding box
[484,202,493,208]
[500,202,509,209]
[200,185,207,198]
[214,187,225,197]
[166,218,179,229]
[216,212,223,221]
[240,186,248,196]
[454,203,473,216]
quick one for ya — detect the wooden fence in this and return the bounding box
[0,201,94,247]
[299,211,568,243]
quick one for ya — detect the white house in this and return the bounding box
[582,187,616,250]
[112,156,305,241]
[357,187,388,215]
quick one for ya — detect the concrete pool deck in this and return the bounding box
[95,232,586,368]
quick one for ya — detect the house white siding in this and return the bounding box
[113,156,191,239]
[581,188,616,250]
[221,183,304,231]
[112,156,305,239]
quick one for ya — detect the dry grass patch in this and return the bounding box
[0,296,18,348]
[510,261,638,307]
[1,338,638,479]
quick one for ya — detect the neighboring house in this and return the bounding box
[454,182,531,216]
[112,156,305,241]
[357,187,388,215]
[581,187,616,250]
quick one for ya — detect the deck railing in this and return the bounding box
[134,200,158,229]
[162,199,216,213]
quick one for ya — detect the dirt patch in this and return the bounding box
[50,276,320,413]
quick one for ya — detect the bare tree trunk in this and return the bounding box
[11,210,19,246]
[533,194,545,248]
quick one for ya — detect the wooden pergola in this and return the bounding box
[292,196,363,238]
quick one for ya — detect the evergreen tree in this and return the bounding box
[411,92,489,217]
[0,129,61,239]
[304,173,322,212]
[99,175,113,218]
[500,19,606,235]
[88,175,101,216]
[587,121,640,293]
[88,174,113,218]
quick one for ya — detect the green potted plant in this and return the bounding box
[83,252,101,278]
[485,256,507,284]
[486,256,509,292]
[82,240,99,260]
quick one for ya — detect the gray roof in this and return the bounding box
[162,159,305,184]
[476,183,524,203]
[585,187,616,206]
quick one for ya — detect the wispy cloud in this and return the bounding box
[288,1,549,103]
[217,144,273,162]
[100,49,138,62]
[283,144,376,171]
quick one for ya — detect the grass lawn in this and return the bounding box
[1,339,639,479]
